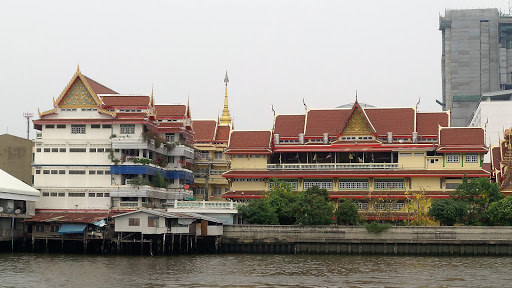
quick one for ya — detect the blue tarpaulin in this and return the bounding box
[58,224,87,234]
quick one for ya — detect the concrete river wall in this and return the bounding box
[221,225,512,256]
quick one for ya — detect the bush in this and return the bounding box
[365,222,392,233]
[335,200,360,225]
[428,198,467,226]
[151,173,168,188]
[489,196,512,226]
[238,199,279,225]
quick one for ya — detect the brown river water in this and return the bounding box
[1,253,511,287]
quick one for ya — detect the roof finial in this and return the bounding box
[77,62,81,74]
[355,90,358,102]
[220,71,232,125]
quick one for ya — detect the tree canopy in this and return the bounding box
[428,198,466,226]
[488,196,512,226]
[452,177,503,225]
[335,199,360,225]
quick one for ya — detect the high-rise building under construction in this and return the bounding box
[440,8,512,126]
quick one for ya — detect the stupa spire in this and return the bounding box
[220,71,232,125]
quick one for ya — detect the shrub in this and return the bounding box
[365,222,392,233]
[335,199,360,225]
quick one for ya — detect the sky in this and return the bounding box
[0,0,509,139]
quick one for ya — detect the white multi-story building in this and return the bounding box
[33,67,194,211]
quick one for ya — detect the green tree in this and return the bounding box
[488,196,512,226]
[266,179,298,224]
[238,199,279,225]
[294,186,334,225]
[151,172,169,188]
[335,199,360,225]
[428,198,466,226]
[453,177,503,225]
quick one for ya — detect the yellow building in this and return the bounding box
[192,72,232,200]
[222,101,489,220]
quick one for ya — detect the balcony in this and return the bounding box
[169,145,194,159]
[267,163,399,171]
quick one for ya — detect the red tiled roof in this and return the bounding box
[274,115,305,137]
[482,163,492,173]
[228,131,272,151]
[492,146,501,170]
[223,169,489,178]
[439,127,485,146]
[25,212,119,224]
[215,125,230,142]
[193,120,217,142]
[101,96,149,107]
[365,108,415,136]
[116,112,147,119]
[416,112,449,136]
[84,76,118,94]
[155,105,186,117]
[305,109,351,137]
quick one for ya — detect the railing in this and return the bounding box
[168,200,240,210]
[267,163,399,170]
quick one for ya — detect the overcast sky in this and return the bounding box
[0,0,508,139]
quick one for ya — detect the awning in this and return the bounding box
[58,224,87,234]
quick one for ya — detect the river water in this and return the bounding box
[1,253,511,287]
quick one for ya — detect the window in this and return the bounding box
[44,148,50,152]
[374,179,404,189]
[148,216,159,227]
[303,180,333,190]
[387,202,405,210]
[356,202,369,210]
[71,124,86,134]
[57,124,66,129]
[446,183,460,189]
[91,124,101,129]
[269,181,298,190]
[105,170,111,175]
[129,218,140,226]
[250,154,265,158]
[45,124,55,129]
[59,170,65,174]
[68,193,85,197]
[213,187,222,195]
[52,148,58,152]
[120,124,135,134]
[446,154,460,163]
[465,154,479,163]
[43,170,50,175]
[58,193,65,197]
[42,192,49,197]
[36,170,41,174]
[89,193,95,197]
[165,133,175,142]
[195,188,206,195]
[51,170,58,174]
[89,170,96,175]
[36,148,41,152]
[89,148,97,153]
[97,170,104,175]
[214,152,223,160]
[102,124,112,129]
[59,148,66,152]
[97,148,104,153]
[96,193,103,197]
[69,170,86,175]
[70,148,87,152]
[104,193,110,197]
[339,180,369,190]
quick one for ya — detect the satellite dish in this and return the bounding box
[14,209,21,214]
[0,207,3,213]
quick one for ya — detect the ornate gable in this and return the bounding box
[54,66,103,109]
[340,102,374,136]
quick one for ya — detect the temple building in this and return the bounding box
[490,128,512,195]
[191,72,232,200]
[32,67,194,212]
[222,101,489,220]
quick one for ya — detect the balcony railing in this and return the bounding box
[267,163,399,170]
[167,200,240,210]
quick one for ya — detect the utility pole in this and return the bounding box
[23,112,33,139]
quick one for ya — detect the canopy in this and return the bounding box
[58,224,87,234]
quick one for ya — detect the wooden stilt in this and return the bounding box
[45,236,48,253]
[163,234,166,255]
[141,234,144,255]
[150,239,153,256]
[117,233,121,254]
